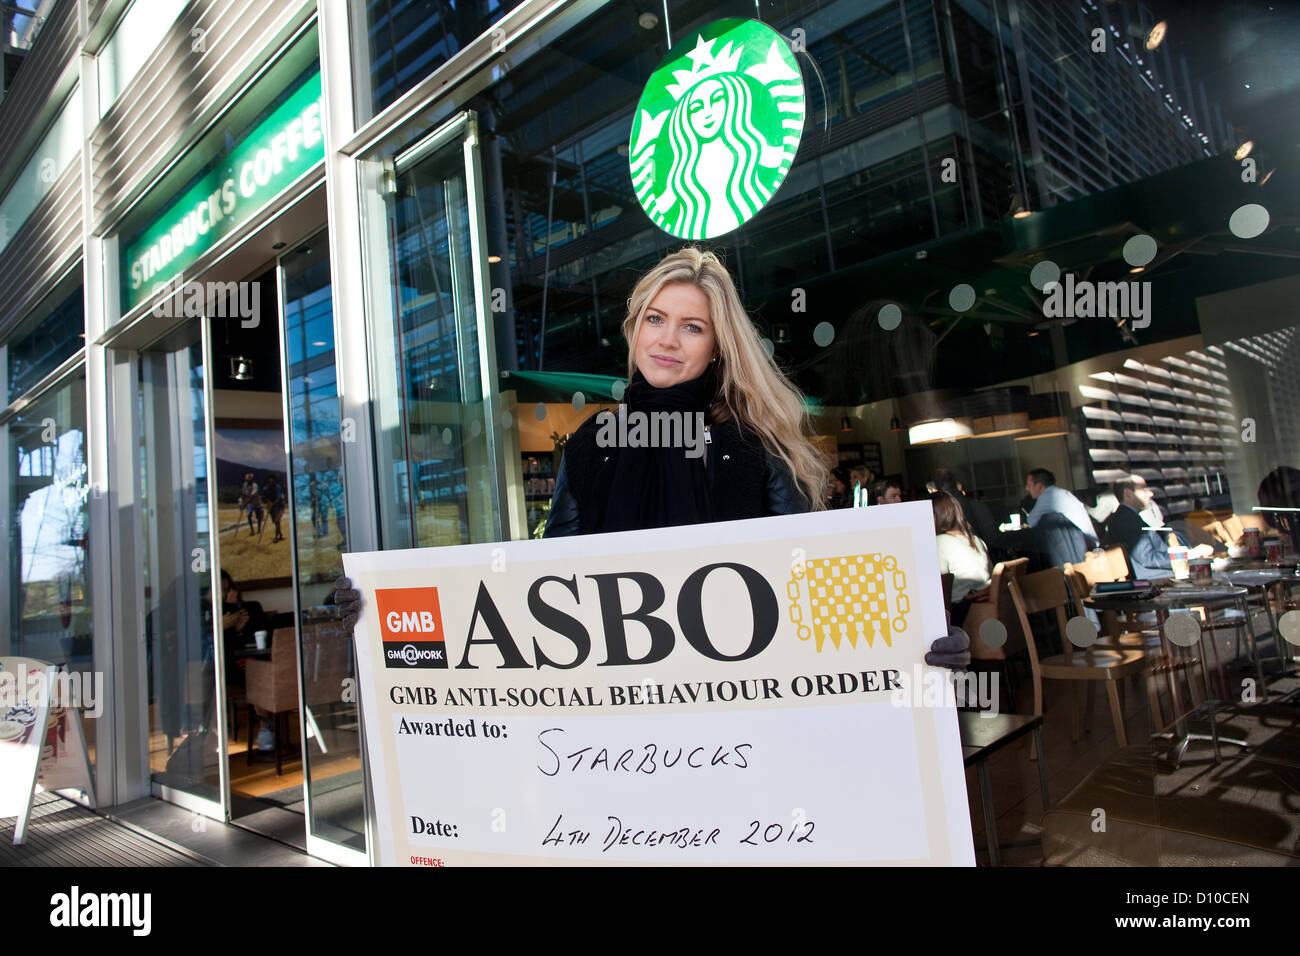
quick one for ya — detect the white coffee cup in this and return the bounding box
[254,630,268,650]
[1010,513,1022,530]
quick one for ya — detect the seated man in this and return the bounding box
[1024,468,1098,548]
[1105,475,1212,578]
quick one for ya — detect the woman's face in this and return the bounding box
[687,79,726,140]
[633,282,717,388]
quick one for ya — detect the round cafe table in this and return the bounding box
[1215,567,1300,677]
[1084,585,1253,766]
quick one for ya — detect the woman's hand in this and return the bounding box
[925,613,970,670]
[335,576,363,629]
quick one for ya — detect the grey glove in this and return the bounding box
[335,576,362,630]
[925,624,971,670]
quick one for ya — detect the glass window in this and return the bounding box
[357,0,1300,865]
[280,232,365,851]
[139,330,219,799]
[368,126,502,549]
[6,284,85,405]
[5,371,95,770]
[0,86,82,258]
[352,0,524,123]
[96,0,189,116]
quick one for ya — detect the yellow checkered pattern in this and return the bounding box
[802,554,894,652]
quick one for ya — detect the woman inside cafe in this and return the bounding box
[336,247,969,667]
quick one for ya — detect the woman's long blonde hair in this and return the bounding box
[621,247,829,510]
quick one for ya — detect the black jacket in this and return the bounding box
[543,414,809,537]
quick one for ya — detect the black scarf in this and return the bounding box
[598,366,717,532]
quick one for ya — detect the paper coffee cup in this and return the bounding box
[1010,513,1022,530]
[1188,557,1212,585]
[254,630,268,649]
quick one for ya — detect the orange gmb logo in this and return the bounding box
[375,587,447,669]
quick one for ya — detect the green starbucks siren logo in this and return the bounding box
[630,19,805,240]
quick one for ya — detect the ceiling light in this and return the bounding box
[909,419,973,445]
[488,255,502,263]
[969,413,1030,439]
[1234,140,1254,160]
[1145,21,1166,50]
[840,416,853,432]
[229,356,253,381]
[637,12,659,30]
[311,340,327,347]
[1129,266,1145,274]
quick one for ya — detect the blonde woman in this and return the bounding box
[543,247,826,535]
[335,248,970,666]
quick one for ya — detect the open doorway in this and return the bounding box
[208,264,304,841]
[205,228,364,854]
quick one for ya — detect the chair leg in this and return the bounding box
[1145,666,1163,732]
[247,705,256,766]
[1082,679,1097,735]
[1068,682,1081,742]
[274,712,283,776]
[1106,680,1127,747]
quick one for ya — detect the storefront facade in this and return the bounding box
[2,0,1297,865]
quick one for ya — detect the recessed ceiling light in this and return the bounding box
[311,340,327,346]
[1234,140,1254,160]
[488,255,501,263]
[638,12,659,30]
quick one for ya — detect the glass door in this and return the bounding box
[370,113,506,551]
[139,323,225,811]
[278,230,366,858]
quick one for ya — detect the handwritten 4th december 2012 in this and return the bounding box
[542,814,816,852]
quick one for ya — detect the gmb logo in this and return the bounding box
[376,588,447,669]
[787,553,909,652]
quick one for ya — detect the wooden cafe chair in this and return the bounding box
[962,558,1030,713]
[1014,567,1150,747]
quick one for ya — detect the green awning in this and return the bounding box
[501,370,624,403]
[503,369,824,407]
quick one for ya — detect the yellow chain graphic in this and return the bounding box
[787,553,909,652]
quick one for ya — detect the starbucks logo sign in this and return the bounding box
[630,19,806,240]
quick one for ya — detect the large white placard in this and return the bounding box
[344,503,975,865]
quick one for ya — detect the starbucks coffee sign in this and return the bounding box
[121,71,324,314]
[630,19,805,240]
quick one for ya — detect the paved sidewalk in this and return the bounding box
[0,792,206,867]
[0,792,333,866]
